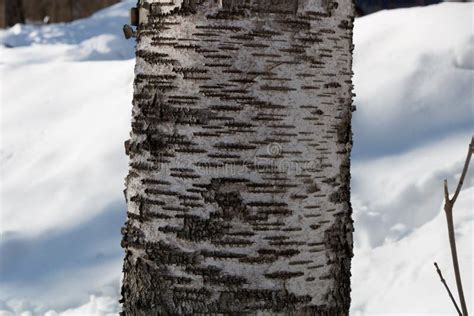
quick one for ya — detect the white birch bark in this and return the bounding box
[121,0,355,314]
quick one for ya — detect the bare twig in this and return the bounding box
[444,179,450,202]
[441,136,473,316]
[434,262,462,316]
[451,138,474,204]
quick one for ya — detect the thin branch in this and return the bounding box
[444,179,450,204]
[442,136,473,316]
[434,262,462,316]
[451,137,474,204]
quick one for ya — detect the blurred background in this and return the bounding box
[0,0,119,28]
[0,0,473,315]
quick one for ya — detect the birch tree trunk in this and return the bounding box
[121,0,355,314]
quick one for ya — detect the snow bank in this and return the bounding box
[350,4,474,312]
[0,2,135,314]
[0,0,135,61]
[352,132,474,248]
[352,185,473,314]
[351,133,474,313]
[0,1,473,315]
[352,3,474,159]
[0,60,132,314]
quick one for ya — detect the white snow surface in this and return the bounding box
[0,1,473,314]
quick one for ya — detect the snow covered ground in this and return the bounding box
[0,1,473,314]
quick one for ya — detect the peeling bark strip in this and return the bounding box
[121,0,354,314]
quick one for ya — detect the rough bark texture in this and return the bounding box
[121,0,354,314]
